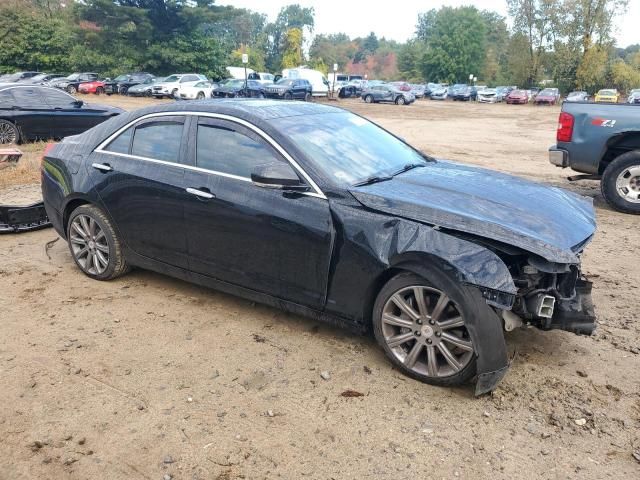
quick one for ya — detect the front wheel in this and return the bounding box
[601,151,640,214]
[67,85,77,94]
[304,92,311,102]
[395,96,406,105]
[373,272,477,386]
[364,95,373,103]
[284,92,293,100]
[196,92,205,100]
[95,87,104,95]
[67,205,130,280]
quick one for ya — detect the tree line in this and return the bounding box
[0,0,638,92]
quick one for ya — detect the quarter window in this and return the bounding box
[104,126,133,154]
[131,121,183,162]
[42,88,76,107]
[196,123,283,178]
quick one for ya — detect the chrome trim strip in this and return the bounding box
[94,111,327,200]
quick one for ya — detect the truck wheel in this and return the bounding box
[601,151,640,214]
[373,271,477,387]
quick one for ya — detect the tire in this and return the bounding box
[601,151,640,214]
[67,204,130,281]
[258,92,265,99]
[373,271,478,387]
[364,95,373,103]
[395,96,406,105]
[0,119,19,144]
[95,87,104,95]
[67,85,77,94]
[304,92,312,102]
[196,92,205,100]
[171,89,178,98]
[284,92,293,100]
[145,89,152,97]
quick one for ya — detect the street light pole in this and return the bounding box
[242,53,249,97]
[332,63,338,99]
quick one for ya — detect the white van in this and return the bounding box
[225,66,255,80]
[281,67,329,97]
[248,72,275,85]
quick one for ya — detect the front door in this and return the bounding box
[87,115,190,268]
[182,116,333,309]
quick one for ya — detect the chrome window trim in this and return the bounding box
[94,111,327,200]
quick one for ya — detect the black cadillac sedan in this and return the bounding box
[0,84,123,144]
[41,100,597,394]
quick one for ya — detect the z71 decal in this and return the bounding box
[591,117,617,127]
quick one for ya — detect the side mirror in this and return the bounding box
[73,100,84,107]
[251,162,309,191]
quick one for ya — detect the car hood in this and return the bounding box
[348,161,596,264]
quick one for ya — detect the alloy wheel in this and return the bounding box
[381,285,474,378]
[0,121,17,144]
[69,214,110,275]
[616,166,640,203]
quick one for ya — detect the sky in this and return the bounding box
[218,0,639,48]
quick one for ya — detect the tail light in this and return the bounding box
[41,142,56,166]
[557,112,574,142]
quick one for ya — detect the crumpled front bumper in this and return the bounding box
[0,202,51,233]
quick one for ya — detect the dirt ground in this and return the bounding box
[1,96,639,479]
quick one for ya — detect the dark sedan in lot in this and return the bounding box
[49,73,100,94]
[452,85,477,101]
[41,100,596,395]
[213,79,266,98]
[103,72,154,95]
[0,84,123,144]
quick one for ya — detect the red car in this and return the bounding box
[78,80,105,95]
[534,88,560,105]
[390,81,412,92]
[506,89,529,104]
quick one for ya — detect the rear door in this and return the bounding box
[181,116,333,308]
[88,115,190,268]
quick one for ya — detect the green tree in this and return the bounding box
[265,4,314,72]
[418,7,487,83]
[281,27,304,69]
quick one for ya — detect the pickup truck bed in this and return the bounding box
[549,101,640,213]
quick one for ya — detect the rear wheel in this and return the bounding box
[0,119,19,144]
[67,85,77,94]
[67,205,130,281]
[304,92,312,102]
[373,272,477,386]
[601,151,640,214]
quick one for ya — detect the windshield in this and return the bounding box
[599,89,615,95]
[273,112,429,186]
[224,79,243,87]
[568,92,582,97]
[114,75,129,82]
[164,75,181,83]
[66,73,80,80]
[540,89,556,95]
[276,79,295,86]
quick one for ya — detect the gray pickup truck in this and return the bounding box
[549,102,640,213]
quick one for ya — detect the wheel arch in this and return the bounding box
[599,132,640,174]
[62,196,92,237]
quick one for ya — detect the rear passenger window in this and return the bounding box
[104,126,133,154]
[131,121,183,162]
[11,88,44,107]
[196,123,282,178]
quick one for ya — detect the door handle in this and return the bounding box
[186,187,215,199]
[92,162,113,172]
